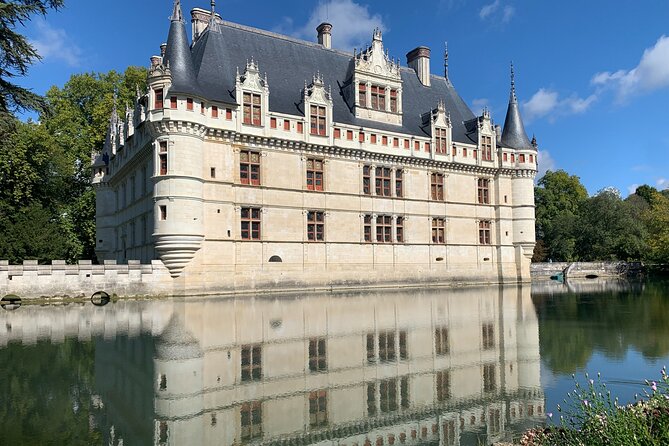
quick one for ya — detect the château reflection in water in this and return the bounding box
[0,286,544,446]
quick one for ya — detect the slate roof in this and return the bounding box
[500,82,534,151]
[164,8,481,144]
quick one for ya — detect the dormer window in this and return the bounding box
[435,128,448,154]
[310,105,327,136]
[371,86,385,110]
[481,136,492,161]
[243,92,262,126]
[154,88,164,109]
[359,83,367,107]
[390,89,398,113]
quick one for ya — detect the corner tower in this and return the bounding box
[148,0,206,277]
[501,65,537,280]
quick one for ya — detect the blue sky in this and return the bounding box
[19,0,669,196]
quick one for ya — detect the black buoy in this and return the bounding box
[91,291,111,307]
[1,295,22,311]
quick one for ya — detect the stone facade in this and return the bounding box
[91,1,538,295]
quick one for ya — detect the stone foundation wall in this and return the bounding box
[531,262,625,279]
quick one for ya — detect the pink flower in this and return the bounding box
[651,381,658,392]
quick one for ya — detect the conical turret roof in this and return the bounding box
[164,0,202,96]
[501,65,534,151]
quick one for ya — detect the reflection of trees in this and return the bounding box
[534,280,669,375]
[0,339,102,445]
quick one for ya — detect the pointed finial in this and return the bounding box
[444,41,449,81]
[531,134,537,147]
[170,0,184,23]
[510,61,516,100]
[208,0,220,32]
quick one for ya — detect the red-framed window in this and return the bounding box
[186,97,193,111]
[297,122,304,133]
[334,128,341,139]
[431,173,444,201]
[363,165,372,195]
[425,142,431,152]
[359,132,365,143]
[404,139,410,149]
[159,141,168,175]
[452,145,457,156]
[347,130,353,140]
[364,215,372,242]
[481,135,492,161]
[307,211,325,242]
[270,117,277,129]
[503,152,508,162]
[310,105,327,136]
[226,108,233,120]
[530,154,534,163]
[479,220,491,245]
[375,167,391,196]
[432,218,445,244]
[211,105,218,118]
[435,128,448,154]
[473,149,478,159]
[511,153,515,163]
[382,135,388,146]
[463,148,468,157]
[371,85,385,110]
[376,215,392,243]
[306,158,324,191]
[358,83,367,108]
[519,154,526,163]
[243,92,261,126]
[371,134,377,144]
[393,137,399,148]
[284,119,290,131]
[241,208,261,240]
[395,169,403,197]
[200,102,205,114]
[240,150,260,186]
[170,96,177,109]
[154,88,163,109]
[477,178,490,204]
[390,89,398,112]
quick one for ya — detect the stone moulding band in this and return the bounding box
[154,234,205,277]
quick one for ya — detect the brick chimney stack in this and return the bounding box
[317,22,332,49]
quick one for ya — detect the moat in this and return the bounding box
[0,278,667,445]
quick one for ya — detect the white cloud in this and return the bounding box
[30,19,81,67]
[658,178,669,190]
[479,0,500,19]
[479,1,514,23]
[522,88,596,122]
[275,0,386,51]
[627,184,640,196]
[471,98,490,112]
[536,150,556,183]
[592,35,669,101]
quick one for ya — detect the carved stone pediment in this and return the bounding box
[236,58,268,92]
[303,73,332,106]
[354,28,401,81]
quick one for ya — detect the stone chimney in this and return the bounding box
[150,55,162,68]
[191,7,221,43]
[317,22,333,49]
[406,46,431,87]
[495,125,503,144]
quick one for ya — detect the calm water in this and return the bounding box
[0,279,667,445]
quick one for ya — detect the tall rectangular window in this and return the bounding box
[309,391,328,427]
[309,338,327,372]
[366,333,375,362]
[159,141,168,175]
[359,132,365,142]
[380,378,398,413]
[170,96,177,109]
[477,178,490,204]
[243,92,261,126]
[483,364,496,392]
[375,167,391,196]
[519,154,526,163]
[363,165,372,195]
[240,401,262,440]
[310,105,326,136]
[334,128,341,139]
[364,215,372,242]
[211,105,218,118]
[482,323,495,350]
[186,97,193,111]
[378,331,396,361]
[371,85,385,110]
[159,205,167,221]
[436,370,451,401]
[241,345,261,381]
[479,220,491,245]
[401,377,409,408]
[395,169,403,197]
[382,135,388,146]
[404,139,410,149]
[399,330,408,360]
[431,173,444,200]
[376,215,392,243]
[347,130,353,140]
[226,108,233,120]
[396,217,404,243]
[435,128,448,154]
[482,135,492,161]
[241,208,261,240]
[358,83,367,108]
[390,89,398,112]
[307,211,325,242]
[367,382,376,416]
[154,88,163,109]
[432,218,445,244]
[297,122,304,133]
[270,117,277,128]
[306,158,324,191]
[240,150,260,185]
[393,137,399,148]
[503,152,508,162]
[452,144,457,156]
[284,119,291,130]
[200,102,205,114]
[435,327,449,355]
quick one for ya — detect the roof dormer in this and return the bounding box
[235,58,270,127]
[352,28,403,125]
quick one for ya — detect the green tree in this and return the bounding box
[644,191,669,263]
[0,0,64,120]
[534,170,588,261]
